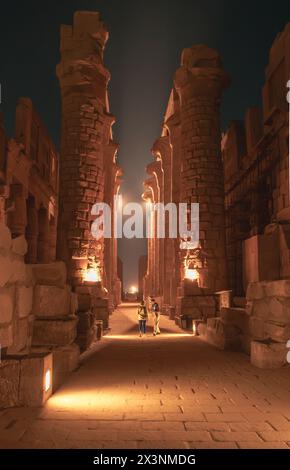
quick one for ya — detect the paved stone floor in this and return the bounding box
[0,303,290,449]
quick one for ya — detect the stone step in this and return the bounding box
[32,316,78,347]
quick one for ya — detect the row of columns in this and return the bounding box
[144,45,229,316]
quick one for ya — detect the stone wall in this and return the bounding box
[247,280,290,368]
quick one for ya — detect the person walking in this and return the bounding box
[151,299,161,336]
[137,300,148,337]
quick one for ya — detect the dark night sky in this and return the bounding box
[0,0,290,290]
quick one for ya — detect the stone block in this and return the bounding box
[264,280,290,298]
[70,292,78,314]
[246,282,267,300]
[233,297,246,308]
[0,324,13,348]
[8,257,27,284]
[264,321,290,343]
[33,285,71,318]
[32,316,78,347]
[76,326,96,352]
[94,307,109,329]
[268,297,290,323]
[52,343,80,392]
[16,285,33,318]
[0,285,15,324]
[0,359,20,408]
[30,261,67,287]
[0,222,12,252]
[19,353,53,406]
[205,317,241,350]
[220,307,249,334]
[240,334,251,355]
[0,253,14,287]
[7,315,33,354]
[251,341,287,369]
[252,298,270,319]
[77,311,94,333]
[249,317,267,341]
[11,235,27,256]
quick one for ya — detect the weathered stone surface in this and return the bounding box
[264,280,290,298]
[251,341,287,369]
[268,297,290,323]
[220,307,249,334]
[205,318,241,350]
[70,292,78,315]
[30,262,67,287]
[94,307,109,329]
[52,343,80,392]
[16,285,33,318]
[11,235,27,256]
[249,317,267,341]
[0,359,20,408]
[0,324,13,348]
[251,298,270,319]
[264,321,290,343]
[0,285,15,324]
[19,353,53,406]
[0,222,12,251]
[246,282,267,300]
[7,315,34,354]
[33,285,71,318]
[32,316,78,347]
[0,253,14,287]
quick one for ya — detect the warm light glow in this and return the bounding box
[84,267,101,283]
[45,369,51,392]
[192,322,197,336]
[185,268,199,281]
[130,285,137,294]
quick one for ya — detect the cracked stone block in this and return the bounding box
[30,261,67,287]
[0,285,15,324]
[16,285,33,318]
[250,317,267,341]
[0,359,20,408]
[33,285,71,318]
[52,343,80,392]
[264,321,290,343]
[32,316,78,347]
[268,297,290,323]
[19,353,53,406]
[251,340,287,369]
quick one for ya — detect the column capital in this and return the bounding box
[174,45,230,102]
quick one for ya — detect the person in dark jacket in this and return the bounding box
[137,300,148,337]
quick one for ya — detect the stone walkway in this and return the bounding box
[0,303,290,449]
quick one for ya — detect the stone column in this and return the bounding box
[174,45,229,293]
[56,12,110,309]
[25,198,38,263]
[37,208,50,263]
[8,183,27,238]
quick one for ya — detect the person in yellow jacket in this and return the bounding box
[137,300,148,337]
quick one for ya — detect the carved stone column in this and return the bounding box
[56,12,111,306]
[174,45,229,294]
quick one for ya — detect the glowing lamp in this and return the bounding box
[84,265,101,283]
[192,322,197,336]
[130,286,137,294]
[45,369,51,392]
[185,268,199,281]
